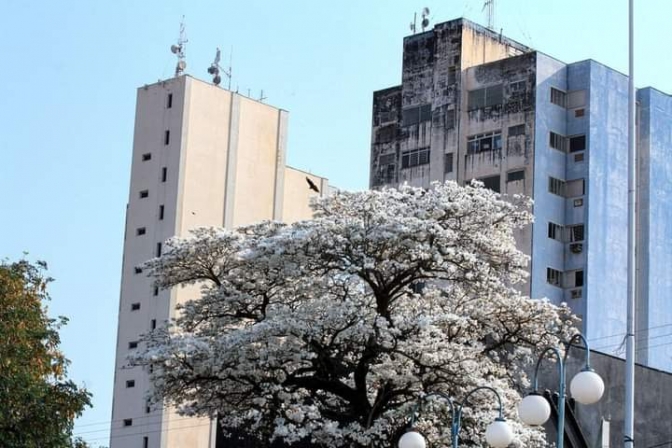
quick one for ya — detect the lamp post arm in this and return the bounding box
[532,346,566,448]
[563,333,592,369]
[407,391,456,427]
[532,346,564,391]
[459,386,506,420]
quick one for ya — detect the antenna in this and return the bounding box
[483,0,495,29]
[409,12,416,34]
[171,17,188,77]
[421,7,431,32]
[207,47,232,89]
[259,89,267,102]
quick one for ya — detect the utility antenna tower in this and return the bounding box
[259,89,267,102]
[483,0,495,29]
[207,47,233,90]
[170,17,188,77]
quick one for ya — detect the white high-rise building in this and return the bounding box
[110,74,329,448]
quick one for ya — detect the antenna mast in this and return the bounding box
[170,17,188,77]
[207,47,232,89]
[483,0,495,29]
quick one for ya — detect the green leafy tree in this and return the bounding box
[0,259,92,448]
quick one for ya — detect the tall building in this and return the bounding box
[110,75,329,448]
[370,18,672,372]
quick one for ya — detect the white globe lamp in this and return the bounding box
[518,393,551,426]
[398,431,426,448]
[570,369,604,405]
[485,419,514,448]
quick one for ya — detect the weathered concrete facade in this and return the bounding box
[371,18,672,372]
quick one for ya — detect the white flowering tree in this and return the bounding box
[132,182,575,447]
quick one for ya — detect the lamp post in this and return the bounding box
[518,334,605,448]
[399,387,514,448]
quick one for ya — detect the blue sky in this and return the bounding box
[1,0,668,445]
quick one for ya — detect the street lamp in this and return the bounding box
[399,387,514,448]
[518,334,604,448]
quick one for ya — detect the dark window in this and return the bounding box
[444,153,454,173]
[159,205,165,220]
[164,130,170,145]
[134,267,143,274]
[401,104,431,127]
[575,270,584,287]
[144,436,149,448]
[126,380,135,388]
[142,153,152,161]
[468,84,504,110]
[479,175,501,193]
[156,242,162,257]
[123,418,133,427]
[161,167,167,182]
[575,108,585,118]
[547,267,562,286]
[548,222,562,241]
[151,319,156,330]
[569,224,585,242]
[401,148,430,169]
[136,227,146,236]
[467,132,502,155]
[549,132,566,151]
[131,303,140,311]
[167,93,173,109]
[445,109,456,129]
[508,124,525,137]
[153,286,159,296]
[139,190,149,199]
[551,88,566,107]
[507,170,525,182]
[549,177,565,196]
[509,80,526,94]
[569,135,586,152]
[145,402,151,414]
[129,341,138,349]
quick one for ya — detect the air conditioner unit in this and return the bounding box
[570,243,583,253]
[571,289,583,299]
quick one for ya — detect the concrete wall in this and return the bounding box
[111,76,328,448]
[636,88,672,372]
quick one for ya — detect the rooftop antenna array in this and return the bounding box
[207,47,233,90]
[171,18,188,77]
[483,0,495,29]
[410,7,431,34]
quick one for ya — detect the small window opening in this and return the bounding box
[134,267,143,274]
[575,270,584,287]
[142,153,152,161]
[128,341,138,349]
[164,130,170,145]
[126,380,135,388]
[161,167,167,182]
[167,93,173,109]
[131,303,141,311]
[136,227,146,236]
[153,286,159,296]
[123,419,133,427]
[156,242,162,257]
[159,205,164,220]
[151,319,156,330]
[139,190,149,199]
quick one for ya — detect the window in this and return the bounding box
[575,108,585,118]
[445,109,456,129]
[153,286,159,296]
[548,222,563,241]
[507,170,525,182]
[139,190,149,199]
[549,177,565,196]
[123,419,133,427]
[164,130,170,145]
[126,380,135,388]
[144,436,149,448]
[129,341,138,349]
[159,205,165,220]
[134,267,143,274]
[575,270,584,287]
[547,267,563,287]
[401,148,430,169]
[131,303,141,311]
[161,167,167,182]
[145,401,151,414]
[569,135,586,152]
[167,93,173,109]
[574,153,585,162]
[508,124,525,137]
[156,242,162,257]
[566,179,585,197]
[467,132,502,155]
[142,153,152,161]
[478,175,501,193]
[509,80,526,94]
[550,87,566,107]
[136,227,146,236]
[444,153,454,174]
[151,319,156,330]
[549,132,567,151]
[574,198,584,207]
[468,84,504,110]
[401,104,431,127]
[568,224,585,242]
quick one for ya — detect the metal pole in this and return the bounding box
[625,0,637,445]
[532,347,566,448]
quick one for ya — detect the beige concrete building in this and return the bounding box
[110,75,329,448]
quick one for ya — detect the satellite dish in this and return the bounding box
[207,65,219,75]
[171,44,180,54]
[422,7,430,16]
[177,60,186,71]
[422,18,429,28]
[213,75,221,86]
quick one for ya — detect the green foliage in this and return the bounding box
[0,259,92,448]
